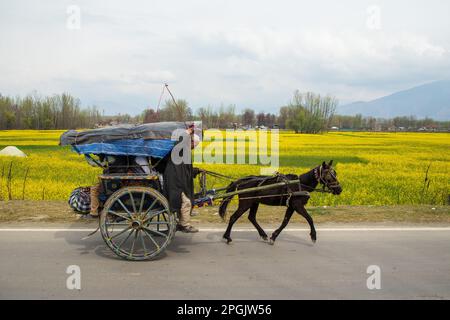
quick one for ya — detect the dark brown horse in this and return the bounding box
[219,161,342,244]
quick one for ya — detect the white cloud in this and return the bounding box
[1,0,450,113]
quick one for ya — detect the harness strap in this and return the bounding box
[276,173,296,206]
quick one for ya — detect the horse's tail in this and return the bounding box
[219,180,239,220]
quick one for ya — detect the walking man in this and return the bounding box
[161,124,201,233]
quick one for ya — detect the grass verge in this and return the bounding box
[0,200,449,224]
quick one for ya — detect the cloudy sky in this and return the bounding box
[1,0,450,115]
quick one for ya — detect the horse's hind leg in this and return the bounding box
[295,204,317,243]
[270,206,294,244]
[223,203,250,244]
[247,203,268,241]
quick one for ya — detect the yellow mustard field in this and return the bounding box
[0,130,449,206]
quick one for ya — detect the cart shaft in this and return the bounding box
[211,179,308,200]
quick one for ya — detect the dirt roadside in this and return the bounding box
[0,200,449,225]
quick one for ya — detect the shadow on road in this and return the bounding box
[53,219,315,262]
[54,223,121,261]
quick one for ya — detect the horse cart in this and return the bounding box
[60,122,198,260]
[60,122,340,261]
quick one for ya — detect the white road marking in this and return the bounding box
[0,227,449,232]
[202,227,450,232]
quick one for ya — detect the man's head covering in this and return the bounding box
[192,134,200,148]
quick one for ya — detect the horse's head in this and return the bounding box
[315,160,342,195]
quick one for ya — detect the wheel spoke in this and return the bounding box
[139,230,148,256]
[147,221,170,225]
[130,230,138,257]
[142,228,160,250]
[142,198,157,218]
[138,192,146,214]
[106,222,130,226]
[157,211,160,231]
[108,210,131,221]
[116,228,134,252]
[143,226,168,239]
[142,209,167,224]
[128,191,137,214]
[117,198,133,218]
[110,226,132,240]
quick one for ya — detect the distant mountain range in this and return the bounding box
[337,80,450,120]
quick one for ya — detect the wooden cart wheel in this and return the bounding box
[100,186,175,261]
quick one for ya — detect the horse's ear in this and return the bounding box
[329,160,333,166]
[322,161,327,168]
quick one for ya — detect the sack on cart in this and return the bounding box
[68,186,91,214]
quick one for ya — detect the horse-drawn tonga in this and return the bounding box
[60,122,331,261]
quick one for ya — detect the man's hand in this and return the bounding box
[193,167,204,178]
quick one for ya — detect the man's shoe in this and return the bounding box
[178,225,199,233]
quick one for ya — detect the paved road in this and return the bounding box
[1,224,449,299]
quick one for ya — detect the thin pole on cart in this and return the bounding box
[211,179,305,200]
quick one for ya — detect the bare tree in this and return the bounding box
[159,99,192,121]
[285,91,337,133]
[143,108,160,123]
[242,108,255,127]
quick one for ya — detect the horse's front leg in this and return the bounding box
[295,204,317,243]
[247,203,268,241]
[269,206,294,245]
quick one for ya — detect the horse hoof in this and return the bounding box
[269,239,275,245]
[261,236,268,242]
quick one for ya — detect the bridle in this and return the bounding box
[313,165,340,193]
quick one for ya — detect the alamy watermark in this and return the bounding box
[366,265,381,290]
[66,5,81,30]
[366,5,381,31]
[170,127,279,175]
[66,265,81,290]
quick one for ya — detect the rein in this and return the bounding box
[201,169,236,181]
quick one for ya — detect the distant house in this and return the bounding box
[387,126,396,132]
[330,126,339,131]
[94,120,122,128]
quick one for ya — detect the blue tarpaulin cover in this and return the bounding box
[72,138,176,158]
[60,121,202,158]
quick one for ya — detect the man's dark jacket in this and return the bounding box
[156,133,199,213]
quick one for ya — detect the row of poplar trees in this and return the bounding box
[0,93,102,130]
[143,91,337,133]
[1,91,337,133]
